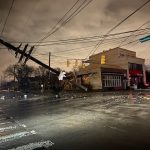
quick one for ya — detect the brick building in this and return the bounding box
[77,47,146,90]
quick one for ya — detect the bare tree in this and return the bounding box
[4,64,34,81]
[34,66,48,77]
[3,64,34,91]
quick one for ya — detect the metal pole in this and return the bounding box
[13,66,15,91]
[49,52,51,73]
[0,76,2,89]
[49,52,51,88]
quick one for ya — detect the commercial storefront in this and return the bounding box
[77,47,146,90]
[128,63,144,88]
[101,68,127,90]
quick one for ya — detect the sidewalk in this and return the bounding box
[1,89,150,103]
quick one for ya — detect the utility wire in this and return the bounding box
[42,0,93,42]
[54,45,95,54]
[118,20,150,47]
[34,30,150,59]
[37,28,150,45]
[124,24,150,49]
[38,27,150,44]
[50,31,150,59]
[32,0,93,55]
[7,27,150,44]
[54,0,93,34]
[37,0,81,43]
[34,29,149,55]
[35,29,150,46]
[0,0,14,37]
[86,0,150,59]
[120,22,150,49]
[121,32,150,49]
[37,0,92,43]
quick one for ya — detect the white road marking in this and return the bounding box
[0,126,17,132]
[0,130,37,144]
[105,125,126,133]
[0,121,11,125]
[9,140,54,150]
[0,117,6,121]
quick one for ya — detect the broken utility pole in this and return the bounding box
[0,39,60,75]
[0,38,88,91]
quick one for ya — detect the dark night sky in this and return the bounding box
[0,0,150,76]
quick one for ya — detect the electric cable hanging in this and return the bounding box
[6,27,150,45]
[86,0,150,59]
[34,30,150,58]
[118,20,150,47]
[35,29,150,46]
[36,0,93,43]
[0,0,15,37]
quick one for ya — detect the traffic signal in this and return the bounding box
[82,61,85,68]
[67,59,70,67]
[75,59,78,68]
[101,54,105,64]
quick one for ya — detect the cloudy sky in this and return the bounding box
[0,0,150,76]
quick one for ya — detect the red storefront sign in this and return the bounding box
[129,70,143,76]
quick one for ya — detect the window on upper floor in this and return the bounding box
[128,63,142,70]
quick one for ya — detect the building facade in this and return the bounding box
[77,47,146,90]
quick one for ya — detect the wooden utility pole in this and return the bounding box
[49,52,51,88]
[14,66,15,82]
[0,39,60,75]
[0,38,88,91]
[49,52,51,73]
[0,76,1,88]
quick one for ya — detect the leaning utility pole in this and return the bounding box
[0,38,88,91]
[0,39,60,75]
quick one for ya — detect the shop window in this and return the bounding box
[103,75,122,87]
[128,63,143,71]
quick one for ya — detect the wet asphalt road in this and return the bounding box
[0,91,150,150]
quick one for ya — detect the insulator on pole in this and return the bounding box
[15,43,22,58]
[18,44,28,63]
[24,46,34,64]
